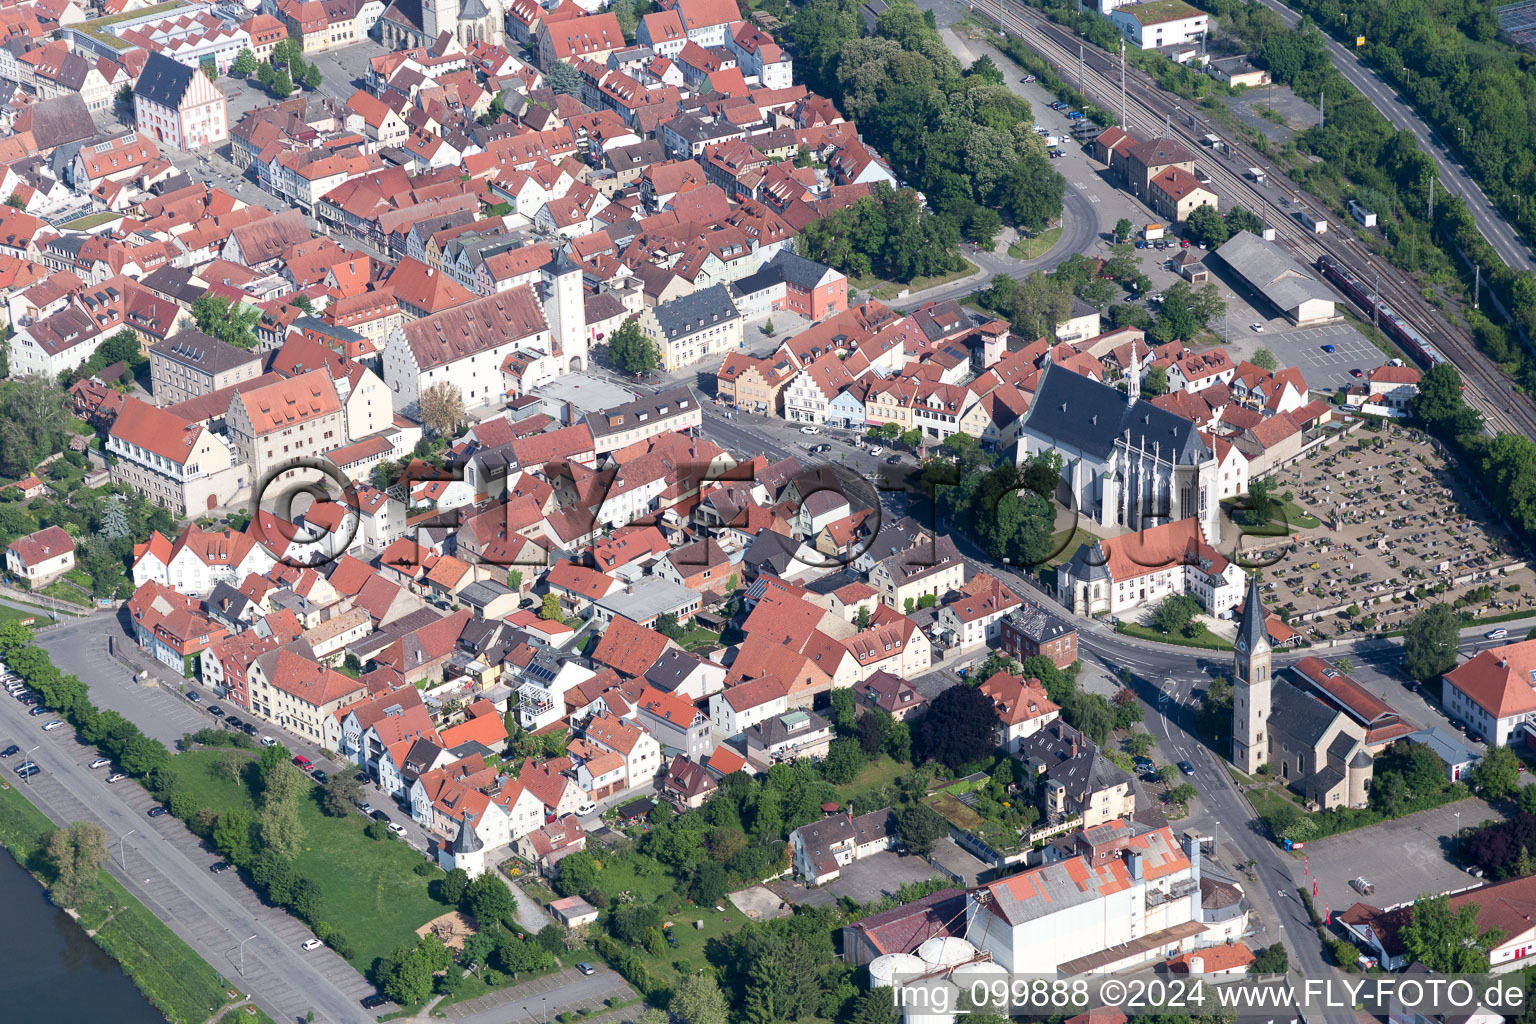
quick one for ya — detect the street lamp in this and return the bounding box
[119,829,135,870]
[237,935,257,978]
[543,996,548,1024]
[1454,810,1461,853]
[24,745,38,785]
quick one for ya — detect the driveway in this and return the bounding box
[443,965,634,1024]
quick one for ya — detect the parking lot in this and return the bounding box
[1240,426,1534,630]
[1266,322,1386,389]
[1282,797,1491,912]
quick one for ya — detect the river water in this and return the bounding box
[0,845,167,1024]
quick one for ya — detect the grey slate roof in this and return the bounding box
[1269,679,1344,749]
[643,650,712,693]
[452,810,484,853]
[586,384,700,440]
[1063,540,1112,583]
[650,283,738,339]
[152,330,261,375]
[134,51,200,112]
[766,249,833,290]
[1234,573,1267,653]
[1005,604,1077,644]
[1021,362,1210,464]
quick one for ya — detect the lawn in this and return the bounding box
[163,751,444,972]
[1115,621,1233,651]
[1046,527,1096,566]
[587,852,741,977]
[0,784,236,1024]
[1008,224,1063,260]
[832,754,906,807]
[0,603,46,629]
[220,1007,277,1024]
[851,258,980,301]
[677,625,721,652]
[927,790,984,831]
[1244,783,1305,829]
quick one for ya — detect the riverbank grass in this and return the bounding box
[0,783,234,1024]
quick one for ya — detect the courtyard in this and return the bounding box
[1235,425,1534,634]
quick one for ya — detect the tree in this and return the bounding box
[895,802,949,856]
[1473,746,1523,801]
[1416,364,1483,437]
[190,294,260,350]
[270,68,294,97]
[259,798,305,860]
[321,773,362,817]
[917,684,998,770]
[821,738,865,783]
[442,867,470,906]
[45,822,108,908]
[303,63,322,91]
[553,849,597,897]
[1224,206,1264,236]
[213,807,256,865]
[1403,603,1460,681]
[1252,348,1279,371]
[256,62,275,88]
[606,319,662,376]
[1250,943,1289,974]
[1142,364,1169,397]
[857,710,891,755]
[202,62,218,82]
[975,650,1022,682]
[1399,893,1502,973]
[1247,476,1278,526]
[1168,782,1198,805]
[741,931,823,1024]
[291,294,314,315]
[379,940,436,1005]
[1151,594,1203,635]
[115,83,133,106]
[546,60,582,96]
[655,611,686,640]
[419,381,467,437]
[464,870,517,926]
[847,990,901,1024]
[538,593,565,623]
[671,974,729,1024]
[829,688,857,733]
[1126,731,1155,757]
[1184,205,1230,247]
[232,48,257,75]
[1113,217,1134,242]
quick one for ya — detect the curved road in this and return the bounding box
[1250,0,1534,274]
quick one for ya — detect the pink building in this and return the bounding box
[133,51,227,152]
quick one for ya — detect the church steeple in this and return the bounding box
[1127,335,1141,406]
[1231,573,1272,774]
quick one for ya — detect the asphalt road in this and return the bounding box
[1249,0,1534,275]
[0,691,379,1024]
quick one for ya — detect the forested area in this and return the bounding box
[784,0,1066,271]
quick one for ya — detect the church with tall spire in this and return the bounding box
[1230,574,1374,808]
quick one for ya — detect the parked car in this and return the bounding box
[15,763,39,779]
[148,807,168,818]
[1349,368,1364,378]
[260,736,278,747]
[1350,877,1375,895]
[208,705,225,718]
[1250,323,1265,333]
[1132,756,1155,772]
[386,822,407,837]
[371,809,390,822]
[1049,101,1066,110]
[0,744,18,758]
[1135,239,1146,248]
[577,800,598,816]
[293,754,312,770]
[799,425,820,435]
[1067,110,1084,119]
[1021,74,1037,83]
[302,939,323,951]
[242,723,257,736]
[42,720,66,731]
[106,772,127,783]
[1321,343,1336,353]
[311,770,328,784]
[28,705,47,717]
[89,757,111,769]
[226,716,245,731]
[868,446,883,457]
[211,862,232,873]
[1180,239,1190,248]
[361,995,389,1010]
[576,963,597,976]
[358,801,375,816]
[185,691,200,703]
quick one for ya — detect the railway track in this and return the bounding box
[985,0,1536,438]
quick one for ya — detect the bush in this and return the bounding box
[413,860,437,877]
[365,819,389,840]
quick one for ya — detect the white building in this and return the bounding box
[1056,517,1245,619]
[133,51,227,152]
[1443,638,1536,747]
[5,526,75,587]
[1109,0,1209,49]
